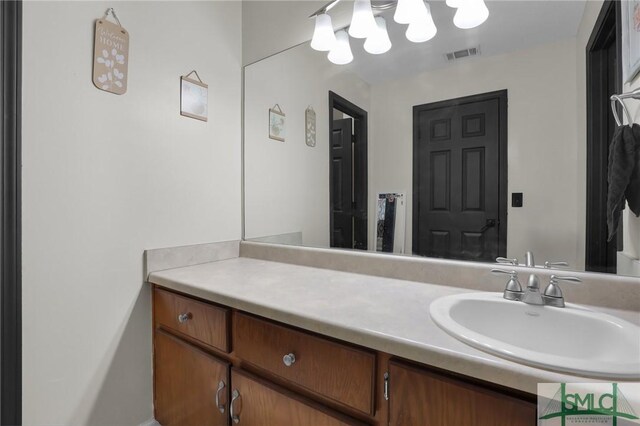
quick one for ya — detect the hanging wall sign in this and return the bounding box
[269,104,286,142]
[92,8,129,95]
[180,71,208,122]
[305,106,316,147]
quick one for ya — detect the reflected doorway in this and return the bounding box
[413,90,508,261]
[329,91,368,250]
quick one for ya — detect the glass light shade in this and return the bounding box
[364,17,392,54]
[328,30,354,65]
[406,3,437,43]
[453,0,489,29]
[394,0,428,24]
[310,14,337,51]
[348,0,377,38]
[445,0,462,8]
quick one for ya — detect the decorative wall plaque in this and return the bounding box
[305,106,316,147]
[92,9,129,95]
[269,104,286,142]
[180,71,208,122]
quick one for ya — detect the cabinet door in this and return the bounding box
[155,330,230,426]
[389,361,536,426]
[229,369,363,426]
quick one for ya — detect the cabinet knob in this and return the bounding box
[215,380,225,414]
[282,353,296,367]
[177,312,192,324]
[230,389,241,424]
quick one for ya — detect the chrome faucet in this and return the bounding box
[492,252,581,308]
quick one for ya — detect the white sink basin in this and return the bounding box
[430,292,640,379]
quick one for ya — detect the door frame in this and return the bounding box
[412,90,508,258]
[585,0,622,273]
[1,0,23,424]
[328,91,368,250]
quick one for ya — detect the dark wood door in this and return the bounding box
[586,0,621,274]
[388,361,535,426]
[229,369,361,426]
[413,91,507,261]
[331,118,354,249]
[154,330,230,426]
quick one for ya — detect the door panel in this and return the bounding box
[331,118,354,249]
[154,330,230,426]
[389,361,535,426]
[414,92,506,261]
[229,369,361,426]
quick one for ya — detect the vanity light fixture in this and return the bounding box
[364,17,392,54]
[310,0,489,64]
[406,3,437,43]
[311,13,337,51]
[394,0,427,25]
[328,29,354,64]
[452,0,490,29]
[348,0,378,39]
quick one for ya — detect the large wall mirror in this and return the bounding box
[244,0,640,277]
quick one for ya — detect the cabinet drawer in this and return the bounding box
[233,312,376,415]
[154,288,230,352]
[230,368,364,426]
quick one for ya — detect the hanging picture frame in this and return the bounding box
[622,0,640,83]
[92,8,129,95]
[180,71,208,122]
[305,106,316,147]
[269,104,286,142]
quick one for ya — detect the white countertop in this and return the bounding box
[149,257,640,394]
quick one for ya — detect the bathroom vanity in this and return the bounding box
[146,244,640,426]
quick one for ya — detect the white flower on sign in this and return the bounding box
[96,47,126,91]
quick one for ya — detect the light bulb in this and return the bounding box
[364,17,392,54]
[394,0,428,25]
[310,14,337,51]
[328,30,353,65]
[453,0,489,29]
[348,0,377,38]
[406,3,437,43]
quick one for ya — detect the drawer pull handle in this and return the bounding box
[282,353,296,367]
[230,389,240,424]
[177,312,192,323]
[215,380,225,414]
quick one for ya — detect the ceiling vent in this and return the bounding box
[446,47,480,61]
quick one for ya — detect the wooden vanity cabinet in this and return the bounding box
[152,287,536,426]
[154,330,230,426]
[388,360,536,426]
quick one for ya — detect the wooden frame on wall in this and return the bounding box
[0,0,22,424]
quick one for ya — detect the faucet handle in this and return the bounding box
[544,275,581,298]
[544,261,569,269]
[491,269,523,300]
[496,257,518,265]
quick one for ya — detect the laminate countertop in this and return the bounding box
[148,257,640,394]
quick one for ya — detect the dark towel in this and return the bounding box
[607,124,640,241]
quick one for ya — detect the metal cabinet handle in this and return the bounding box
[177,312,192,323]
[282,353,296,367]
[230,389,240,424]
[215,380,225,414]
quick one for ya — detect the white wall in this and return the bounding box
[22,2,242,424]
[370,38,581,266]
[244,44,370,246]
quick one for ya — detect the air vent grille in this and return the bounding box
[446,47,480,61]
